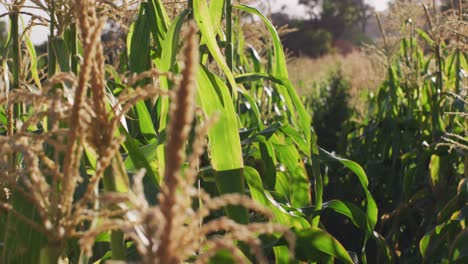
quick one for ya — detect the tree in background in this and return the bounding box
[299,0,374,36]
[272,0,374,57]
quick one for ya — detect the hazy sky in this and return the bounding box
[1,0,391,44]
[271,0,391,17]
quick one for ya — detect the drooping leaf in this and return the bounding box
[420,220,460,261]
[319,148,378,231]
[274,141,311,208]
[196,65,243,170]
[196,65,247,223]
[128,4,151,74]
[122,131,159,204]
[147,0,170,50]
[294,227,354,263]
[24,35,41,89]
[193,0,238,99]
[134,101,157,143]
[244,166,309,228]
[234,4,311,145]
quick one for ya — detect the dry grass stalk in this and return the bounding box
[0,0,165,258]
[156,20,199,264]
[60,0,103,221]
[375,0,429,59]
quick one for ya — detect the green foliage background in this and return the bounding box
[0,0,466,263]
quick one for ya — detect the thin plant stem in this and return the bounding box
[48,0,56,77]
[188,0,193,19]
[226,0,233,71]
[70,22,78,74]
[423,4,443,137]
[6,8,21,169]
[39,245,62,264]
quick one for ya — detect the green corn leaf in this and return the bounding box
[318,148,377,262]
[2,190,47,264]
[233,5,286,78]
[294,227,354,263]
[123,140,158,173]
[208,0,225,32]
[196,65,247,223]
[246,45,262,72]
[134,101,157,143]
[234,72,282,85]
[155,9,190,179]
[319,148,378,231]
[273,246,291,264]
[24,35,41,89]
[123,132,159,203]
[102,155,131,194]
[128,4,151,74]
[157,10,189,74]
[196,65,243,170]
[450,228,468,263]
[64,23,79,74]
[274,141,311,208]
[373,231,393,264]
[305,198,391,262]
[279,124,309,154]
[240,122,282,145]
[461,51,468,71]
[84,142,132,260]
[155,12,187,126]
[429,154,449,192]
[127,4,157,145]
[193,0,238,99]
[416,29,435,48]
[50,37,70,73]
[420,220,460,260]
[321,200,368,232]
[215,169,249,224]
[147,0,169,49]
[233,4,311,145]
[102,158,129,260]
[244,166,309,228]
[208,249,239,264]
[242,124,312,208]
[197,0,226,63]
[259,142,277,190]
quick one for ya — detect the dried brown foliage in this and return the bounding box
[0,0,164,258]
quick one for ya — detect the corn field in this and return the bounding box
[0,0,466,263]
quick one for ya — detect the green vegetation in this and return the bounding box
[0,0,466,263]
[0,0,380,263]
[296,1,468,263]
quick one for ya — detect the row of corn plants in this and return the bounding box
[0,0,387,263]
[318,2,467,263]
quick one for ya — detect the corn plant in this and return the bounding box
[0,0,382,263]
[333,2,468,263]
